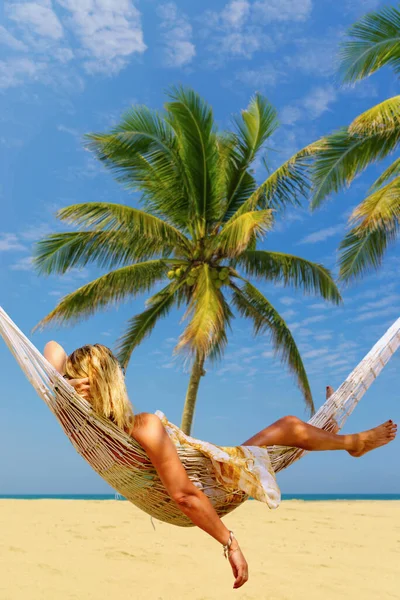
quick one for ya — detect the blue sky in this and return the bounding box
[0,0,399,496]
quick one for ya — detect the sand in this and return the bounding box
[1,499,399,600]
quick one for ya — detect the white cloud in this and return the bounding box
[299,224,344,244]
[302,85,337,119]
[345,0,381,15]
[0,25,27,51]
[161,362,175,369]
[7,1,64,40]
[20,222,53,241]
[0,0,147,88]
[0,57,47,89]
[359,295,400,312]
[280,296,296,306]
[57,124,80,137]
[217,362,245,375]
[253,0,312,23]
[309,303,330,310]
[0,233,26,251]
[201,1,273,64]
[285,30,343,77]
[221,0,251,28]
[328,359,350,368]
[301,315,327,326]
[213,28,268,60]
[303,348,329,359]
[53,47,74,63]
[314,333,332,341]
[157,2,195,68]
[345,284,397,303]
[297,327,313,337]
[280,105,302,126]
[59,0,147,74]
[235,64,280,89]
[289,314,327,330]
[201,0,313,68]
[281,309,296,319]
[57,266,90,281]
[281,85,337,126]
[351,307,399,323]
[11,256,33,271]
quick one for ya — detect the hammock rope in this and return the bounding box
[0,306,399,527]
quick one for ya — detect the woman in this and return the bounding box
[44,340,397,590]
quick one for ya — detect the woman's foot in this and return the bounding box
[348,420,398,457]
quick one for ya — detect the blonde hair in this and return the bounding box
[64,344,134,432]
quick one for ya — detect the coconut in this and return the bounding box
[167,270,175,279]
[210,268,219,279]
[219,270,228,280]
[175,267,183,277]
[214,279,223,289]
[187,277,195,286]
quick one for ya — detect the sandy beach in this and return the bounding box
[1,499,399,600]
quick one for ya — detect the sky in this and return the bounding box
[0,0,399,496]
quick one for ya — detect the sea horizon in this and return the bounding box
[1,493,400,501]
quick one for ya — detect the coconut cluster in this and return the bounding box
[167,265,230,288]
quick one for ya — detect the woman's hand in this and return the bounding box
[228,539,249,589]
[68,377,90,399]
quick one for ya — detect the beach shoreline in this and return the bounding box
[1,499,399,599]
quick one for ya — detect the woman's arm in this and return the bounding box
[44,341,68,374]
[132,413,249,589]
[44,341,89,396]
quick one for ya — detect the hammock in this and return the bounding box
[0,306,399,527]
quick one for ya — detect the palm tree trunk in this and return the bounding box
[180,351,206,435]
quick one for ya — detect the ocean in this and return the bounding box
[1,494,400,501]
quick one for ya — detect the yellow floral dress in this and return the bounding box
[155,410,281,510]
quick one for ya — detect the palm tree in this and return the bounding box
[310,5,400,282]
[34,86,341,435]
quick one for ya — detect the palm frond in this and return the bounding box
[339,6,400,84]
[349,96,400,135]
[213,210,274,258]
[207,294,234,363]
[58,202,192,253]
[34,231,174,275]
[228,140,321,222]
[338,226,398,282]
[34,231,129,274]
[176,264,227,358]
[165,85,219,233]
[116,282,181,368]
[349,175,400,231]
[230,281,314,415]
[34,260,169,330]
[371,156,400,190]
[338,176,400,281]
[222,94,279,220]
[310,127,400,210]
[85,106,190,230]
[237,251,342,304]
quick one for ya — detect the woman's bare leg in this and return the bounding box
[242,385,397,458]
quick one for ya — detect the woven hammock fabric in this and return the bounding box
[0,306,399,527]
